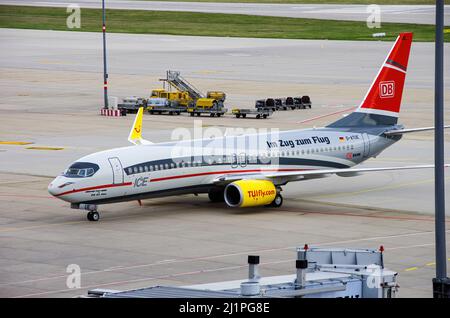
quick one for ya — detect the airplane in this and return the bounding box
[48,32,449,221]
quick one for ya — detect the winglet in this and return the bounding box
[128,107,152,145]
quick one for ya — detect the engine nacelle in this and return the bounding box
[224,180,277,208]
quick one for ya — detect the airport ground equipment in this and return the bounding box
[117,96,147,113]
[258,96,311,111]
[146,97,185,115]
[187,107,227,117]
[86,246,398,298]
[264,98,278,111]
[299,95,312,108]
[157,71,226,110]
[149,89,193,108]
[232,108,272,119]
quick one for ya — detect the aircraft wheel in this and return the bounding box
[87,211,100,221]
[268,194,283,208]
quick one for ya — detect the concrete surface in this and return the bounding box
[1,0,449,25]
[0,28,449,297]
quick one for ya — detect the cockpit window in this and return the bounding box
[64,162,99,178]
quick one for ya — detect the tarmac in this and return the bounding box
[1,0,449,25]
[0,28,449,298]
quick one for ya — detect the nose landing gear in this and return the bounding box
[71,203,100,221]
[87,210,100,222]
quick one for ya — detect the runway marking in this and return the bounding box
[0,141,33,145]
[405,267,418,272]
[25,146,64,151]
[2,230,446,289]
[426,262,436,266]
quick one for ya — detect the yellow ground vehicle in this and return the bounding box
[206,91,226,102]
[195,98,219,109]
[151,71,226,111]
[150,89,193,107]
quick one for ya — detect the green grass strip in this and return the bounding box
[0,5,448,42]
[135,0,447,4]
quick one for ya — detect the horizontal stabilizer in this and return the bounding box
[384,125,450,136]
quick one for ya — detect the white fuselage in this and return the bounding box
[48,127,395,205]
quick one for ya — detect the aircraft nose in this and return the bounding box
[48,180,58,196]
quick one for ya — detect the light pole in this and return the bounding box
[432,0,449,298]
[102,0,108,109]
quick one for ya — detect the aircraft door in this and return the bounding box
[362,133,370,158]
[108,157,124,184]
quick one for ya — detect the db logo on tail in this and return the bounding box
[379,81,395,98]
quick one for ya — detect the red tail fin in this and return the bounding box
[358,33,413,117]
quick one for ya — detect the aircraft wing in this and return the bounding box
[212,164,449,184]
[384,125,450,136]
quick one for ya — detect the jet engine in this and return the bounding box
[224,180,277,208]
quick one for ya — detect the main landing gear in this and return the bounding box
[266,187,283,208]
[268,193,283,208]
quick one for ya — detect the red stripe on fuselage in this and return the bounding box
[55,182,132,197]
[149,168,310,182]
[55,168,312,197]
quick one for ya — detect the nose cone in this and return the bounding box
[48,176,72,197]
[48,179,59,196]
